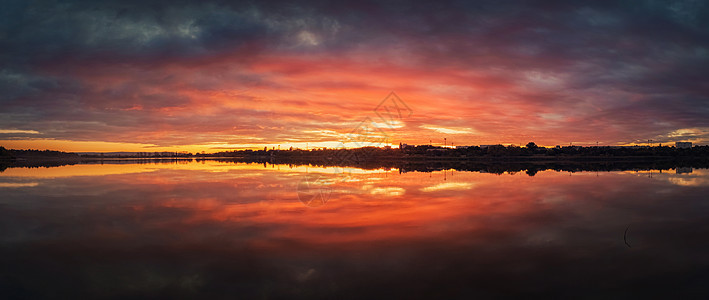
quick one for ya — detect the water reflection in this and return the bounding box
[1,161,709,298]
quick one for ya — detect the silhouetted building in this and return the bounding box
[676,142,692,149]
[676,167,693,174]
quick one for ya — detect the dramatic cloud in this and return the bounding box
[2,0,709,151]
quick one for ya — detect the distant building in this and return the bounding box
[676,167,693,174]
[455,145,472,149]
[676,142,692,149]
[479,145,498,149]
[400,143,410,149]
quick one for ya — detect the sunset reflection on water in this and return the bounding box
[1,161,708,298]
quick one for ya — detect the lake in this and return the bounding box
[1,160,708,299]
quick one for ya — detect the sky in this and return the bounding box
[2,0,709,152]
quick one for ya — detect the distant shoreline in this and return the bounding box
[3,145,709,174]
[2,155,707,176]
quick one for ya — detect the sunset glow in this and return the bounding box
[2,1,709,152]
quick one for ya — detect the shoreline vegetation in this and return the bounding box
[2,144,709,175]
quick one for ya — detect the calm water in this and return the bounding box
[1,161,708,299]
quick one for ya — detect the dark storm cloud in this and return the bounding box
[4,0,704,68]
[3,1,708,66]
[0,0,349,68]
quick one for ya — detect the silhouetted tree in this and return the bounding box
[526,168,539,176]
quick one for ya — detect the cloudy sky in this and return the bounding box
[2,0,709,152]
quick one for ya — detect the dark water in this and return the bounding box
[1,161,708,299]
